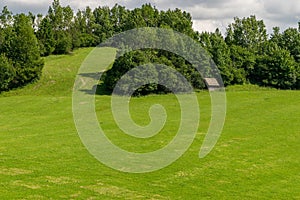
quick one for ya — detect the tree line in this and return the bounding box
[0,0,300,93]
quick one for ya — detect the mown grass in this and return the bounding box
[0,48,299,199]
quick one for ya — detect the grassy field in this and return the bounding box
[0,48,299,199]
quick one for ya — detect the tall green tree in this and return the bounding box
[227,45,253,84]
[48,0,63,30]
[139,4,159,27]
[73,7,99,47]
[36,16,55,56]
[126,7,147,29]
[93,6,114,42]
[47,0,73,54]
[0,54,15,91]
[110,4,129,32]
[270,26,281,45]
[0,6,14,54]
[159,8,195,38]
[225,15,267,50]
[199,29,235,85]
[6,14,44,88]
[254,41,297,89]
[279,28,300,62]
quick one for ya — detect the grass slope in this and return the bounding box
[0,48,299,199]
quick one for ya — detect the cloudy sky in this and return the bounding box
[1,0,299,34]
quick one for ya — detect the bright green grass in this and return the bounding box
[0,48,299,199]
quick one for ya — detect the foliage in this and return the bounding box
[225,15,267,49]
[103,49,205,95]
[199,30,235,85]
[36,16,55,56]
[0,54,15,90]
[1,0,300,92]
[254,41,298,89]
[9,14,44,87]
[223,15,300,89]
[0,11,44,92]
[272,27,300,62]
[53,30,72,54]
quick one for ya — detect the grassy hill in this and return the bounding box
[0,48,299,199]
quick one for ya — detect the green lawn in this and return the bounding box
[0,48,299,199]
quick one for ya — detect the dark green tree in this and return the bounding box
[54,30,72,54]
[225,15,267,50]
[36,17,55,56]
[270,26,282,45]
[110,4,130,32]
[93,6,114,43]
[159,8,196,38]
[254,41,297,89]
[199,29,235,85]
[73,7,99,48]
[279,28,300,62]
[47,0,73,54]
[0,54,15,91]
[7,14,44,88]
[229,45,255,84]
[139,4,159,27]
[48,0,63,30]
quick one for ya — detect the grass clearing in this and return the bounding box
[0,48,299,199]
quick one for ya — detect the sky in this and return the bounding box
[1,0,299,34]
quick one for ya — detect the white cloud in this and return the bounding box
[193,19,229,33]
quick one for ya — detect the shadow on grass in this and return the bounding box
[77,72,206,97]
[77,72,111,96]
[96,83,112,95]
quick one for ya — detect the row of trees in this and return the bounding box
[0,0,300,93]
[1,0,198,92]
[35,0,196,56]
[200,16,300,89]
[103,15,300,93]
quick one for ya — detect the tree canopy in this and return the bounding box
[0,9,43,92]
